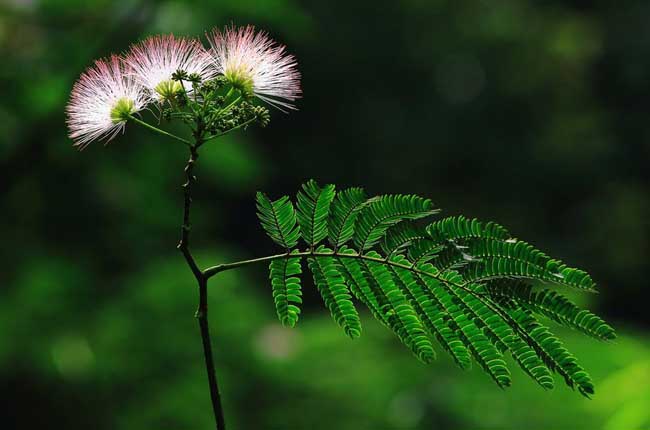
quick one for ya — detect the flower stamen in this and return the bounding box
[154,79,184,100]
[110,97,137,123]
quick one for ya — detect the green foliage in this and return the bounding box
[505,306,596,397]
[381,221,428,257]
[296,180,336,247]
[308,246,361,339]
[486,280,616,341]
[256,192,300,249]
[254,180,615,396]
[390,255,472,369]
[364,250,435,363]
[328,187,368,250]
[416,265,512,387]
[427,215,512,243]
[269,254,303,327]
[352,194,438,251]
[427,217,598,291]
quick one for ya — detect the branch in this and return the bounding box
[128,114,192,146]
[197,276,227,430]
[177,144,202,279]
[177,135,227,429]
[203,250,471,290]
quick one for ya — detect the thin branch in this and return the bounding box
[218,95,242,115]
[202,117,257,145]
[177,144,203,279]
[201,249,557,345]
[197,276,227,430]
[129,114,191,146]
[177,132,227,429]
[203,250,471,291]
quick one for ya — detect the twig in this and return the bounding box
[129,114,192,146]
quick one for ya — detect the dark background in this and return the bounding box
[1,0,649,429]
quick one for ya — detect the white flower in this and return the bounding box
[66,55,146,149]
[124,34,217,101]
[208,25,301,110]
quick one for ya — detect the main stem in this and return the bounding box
[178,136,226,430]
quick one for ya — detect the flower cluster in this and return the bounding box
[208,25,301,111]
[66,25,301,148]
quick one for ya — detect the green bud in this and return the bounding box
[171,69,188,81]
[188,73,202,84]
[254,106,270,127]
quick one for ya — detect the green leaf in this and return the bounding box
[308,245,361,338]
[487,280,616,341]
[354,195,438,251]
[389,255,471,369]
[337,247,389,327]
[427,215,511,244]
[463,252,597,292]
[416,262,511,388]
[362,251,435,363]
[406,238,445,264]
[269,254,303,327]
[296,180,336,247]
[253,182,613,396]
[381,221,428,257]
[446,279,554,390]
[328,187,369,249]
[255,192,300,249]
[428,223,598,292]
[505,306,595,397]
[431,245,477,272]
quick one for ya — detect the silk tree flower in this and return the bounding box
[66,55,146,149]
[208,25,301,110]
[125,34,217,101]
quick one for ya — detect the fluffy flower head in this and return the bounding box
[125,34,217,100]
[208,25,301,110]
[66,55,146,149]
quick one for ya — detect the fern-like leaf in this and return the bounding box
[256,192,300,249]
[487,280,616,341]
[269,254,303,327]
[336,247,390,327]
[406,238,445,264]
[445,279,554,389]
[505,305,595,397]
[362,251,436,363]
[328,187,369,249]
[353,195,438,251]
[381,221,428,257]
[252,180,614,397]
[389,255,472,369]
[458,238,597,291]
[296,180,336,247]
[308,245,361,338]
[338,247,437,363]
[464,256,597,292]
[426,221,598,292]
[416,263,511,388]
[427,215,511,244]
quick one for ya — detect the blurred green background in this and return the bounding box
[1,0,649,429]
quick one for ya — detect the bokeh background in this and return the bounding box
[1,0,649,429]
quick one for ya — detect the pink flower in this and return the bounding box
[66,55,146,149]
[208,25,301,110]
[125,34,216,101]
